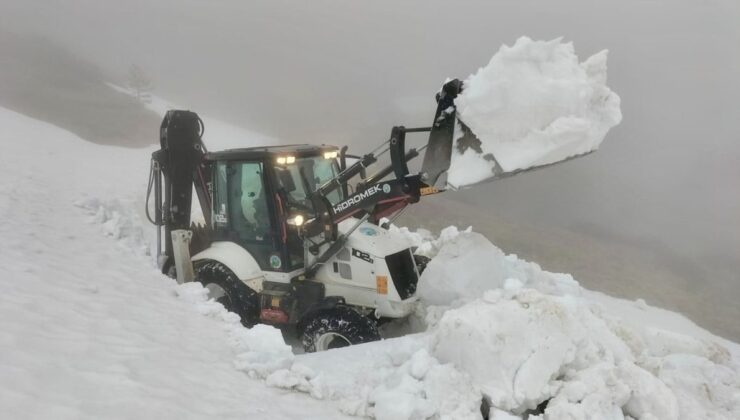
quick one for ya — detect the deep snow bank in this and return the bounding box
[447,37,622,187]
[0,106,348,419]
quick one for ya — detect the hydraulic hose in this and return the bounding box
[144,162,159,225]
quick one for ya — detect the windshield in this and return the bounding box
[273,155,342,216]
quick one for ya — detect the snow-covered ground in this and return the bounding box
[0,107,349,419]
[1,95,738,420]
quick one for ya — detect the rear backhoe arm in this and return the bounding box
[147,110,211,272]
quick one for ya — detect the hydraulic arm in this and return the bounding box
[304,80,466,242]
[147,110,210,271]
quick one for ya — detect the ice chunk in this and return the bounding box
[447,37,622,188]
[416,231,508,305]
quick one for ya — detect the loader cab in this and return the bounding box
[207,145,343,273]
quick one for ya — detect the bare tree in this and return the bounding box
[127,64,153,104]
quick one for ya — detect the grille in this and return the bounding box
[384,249,419,299]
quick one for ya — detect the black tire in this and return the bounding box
[301,306,380,352]
[194,260,259,326]
[161,256,176,278]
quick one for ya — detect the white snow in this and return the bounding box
[0,106,348,419]
[2,82,738,419]
[387,227,740,419]
[447,37,622,187]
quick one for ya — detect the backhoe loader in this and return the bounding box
[146,79,588,352]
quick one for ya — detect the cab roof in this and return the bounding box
[206,144,339,161]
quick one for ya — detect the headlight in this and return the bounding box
[276,156,296,165]
[288,214,304,226]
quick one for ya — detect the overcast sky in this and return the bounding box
[2,0,738,298]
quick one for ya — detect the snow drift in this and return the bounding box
[447,37,622,188]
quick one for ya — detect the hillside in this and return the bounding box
[0,31,160,147]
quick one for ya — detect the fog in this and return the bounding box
[1,0,738,338]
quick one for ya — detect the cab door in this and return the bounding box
[212,160,279,271]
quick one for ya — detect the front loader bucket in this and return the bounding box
[421,116,454,188]
[420,78,600,190]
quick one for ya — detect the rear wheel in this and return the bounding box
[194,260,259,326]
[301,306,380,352]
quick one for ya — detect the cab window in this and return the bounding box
[273,155,342,218]
[227,161,271,242]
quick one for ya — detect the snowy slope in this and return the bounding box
[1,103,738,420]
[0,107,348,419]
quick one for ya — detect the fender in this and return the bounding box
[192,241,264,292]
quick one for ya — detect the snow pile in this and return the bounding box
[291,336,482,420]
[432,289,740,419]
[374,224,740,419]
[74,197,150,257]
[410,227,580,307]
[432,288,667,418]
[447,37,622,187]
[365,349,480,420]
[76,190,300,382]
[388,225,580,306]
[413,228,739,419]
[175,283,296,378]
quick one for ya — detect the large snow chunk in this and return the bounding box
[448,37,622,187]
[430,289,635,413]
[657,354,740,419]
[416,229,581,307]
[416,230,508,305]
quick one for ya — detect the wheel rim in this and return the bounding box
[315,332,351,351]
[205,283,230,305]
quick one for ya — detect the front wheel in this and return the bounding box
[194,260,259,326]
[301,306,380,352]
